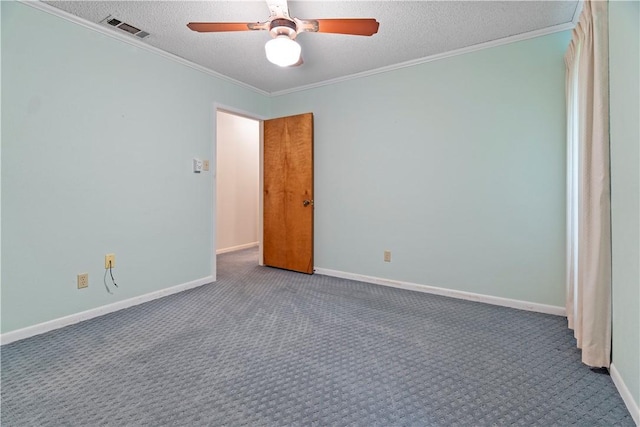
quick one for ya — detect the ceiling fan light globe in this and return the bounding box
[265,36,301,67]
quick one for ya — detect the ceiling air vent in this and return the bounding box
[101,16,150,40]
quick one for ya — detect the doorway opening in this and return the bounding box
[214,108,314,277]
[215,109,262,264]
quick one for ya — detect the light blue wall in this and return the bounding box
[610,0,640,409]
[1,1,268,333]
[271,31,571,307]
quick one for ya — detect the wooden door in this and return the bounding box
[263,113,314,274]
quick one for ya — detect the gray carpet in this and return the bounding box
[1,248,633,426]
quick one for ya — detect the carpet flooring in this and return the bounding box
[1,248,634,426]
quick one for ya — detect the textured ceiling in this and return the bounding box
[41,1,579,94]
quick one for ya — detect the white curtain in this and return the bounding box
[565,0,611,368]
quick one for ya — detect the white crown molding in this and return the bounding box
[0,275,214,345]
[314,267,566,317]
[19,0,270,97]
[610,363,640,426]
[270,22,576,97]
[572,1,584,24]
[19,1,576,98]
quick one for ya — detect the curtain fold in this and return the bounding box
[564,0,611,368]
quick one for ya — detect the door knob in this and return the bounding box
[303,199,313,207]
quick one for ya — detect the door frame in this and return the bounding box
[213,103,267,278]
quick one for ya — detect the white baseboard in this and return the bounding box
[611,363,640,425]
[314,268,566,316]
[0,275,215,346]
[216,242,259,254]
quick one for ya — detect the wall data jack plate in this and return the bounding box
[193,158,203,173]
[105,253,116,269]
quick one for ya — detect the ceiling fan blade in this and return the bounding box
[187,22,267,33]
[314,19,380,36]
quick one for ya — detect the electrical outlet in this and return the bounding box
[105,253,116,269]
[384,250,391,262]
[202,160,210,171]
[77,273,89,289]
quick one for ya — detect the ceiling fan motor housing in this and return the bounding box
[270,18,297,39]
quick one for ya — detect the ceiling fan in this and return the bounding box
[187,0,380,67]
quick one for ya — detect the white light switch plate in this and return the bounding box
[193,158,203,173]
